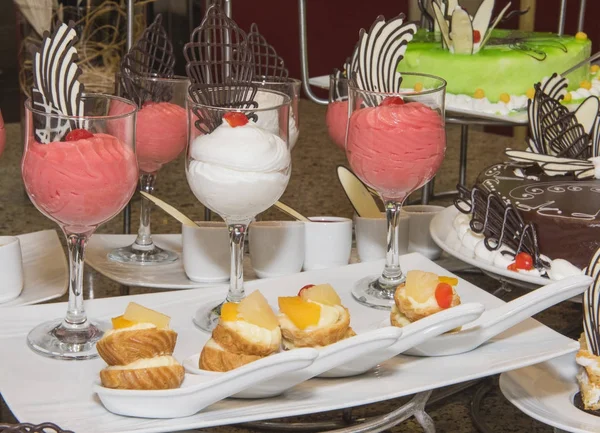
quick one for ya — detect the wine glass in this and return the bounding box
[326,74,348,150]
[346,73,447,309]
[108,75,189,265]
[22,94,139,359]
[252,77,301,150]
[187,86,292,332]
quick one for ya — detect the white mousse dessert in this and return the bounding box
[187,115,291,223]
[254,89,299,149]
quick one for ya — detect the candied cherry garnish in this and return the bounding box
[473,30,482,43]
[435,283,453,309]
[507,252,534,272]
[298,284,315,297]
[65,129,94,141]
[223,111,249,127]
[380,96,405,106]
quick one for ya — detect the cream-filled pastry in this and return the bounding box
[575,248,600,412]
[200,291,281,372]
[278,284,355,349]
[97,302,178,366]
[391,270,461,327]
[97,303,184,390]
[100,355,185,390]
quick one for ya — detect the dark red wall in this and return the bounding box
[230,0,411,80]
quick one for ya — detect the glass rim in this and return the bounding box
[347,72,447,97]
[186,87,292,112]
[24,93,137,121]
[117,72,190,84]
[251,76,301,86]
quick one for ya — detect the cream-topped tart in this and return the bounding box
[97,302,184,390]
[200,291,282,372]
[391,270,461,327]
[278,284,355,349]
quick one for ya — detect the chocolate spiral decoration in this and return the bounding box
[120,14,176,107]
[31,22,84,143]
[184,3,258,133]
[0,423,73,433]
[246,23,288,82]
[455,184,548,269]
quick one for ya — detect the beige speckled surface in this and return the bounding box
[0,101,580,432]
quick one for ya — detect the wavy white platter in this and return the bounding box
[430,206,551,288]
[308,76,528,124]
[0,254,577,433]
[1,230,68,307]
[86,234,237,289]
[500,354,599,433]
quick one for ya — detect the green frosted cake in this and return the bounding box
[400,29,591,103]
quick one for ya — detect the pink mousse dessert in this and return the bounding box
[22,131,139,233]
[326,100,349,150]
[346,100,445,200]
[109,100,187,173]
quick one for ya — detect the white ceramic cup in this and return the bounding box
[182,222,230,283]
[249,221,305,278]
[0,236,24,303]
[402,205,445,260]
[354,213,410,262]
[303,217,353,271]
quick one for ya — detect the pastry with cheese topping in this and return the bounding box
[278,284,355,349]
[97,303,184,390]
[391,270,461,327]
[200,291,282,372]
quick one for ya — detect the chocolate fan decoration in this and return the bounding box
[31,21,84,143]
[349,14,417,94]
[584,247,600,356]
[246,23,288,81]
[184,3,258,133]
[120,14,175,107]
[506,73,600,179]
[0,423,74,433]
[455,184,548,270]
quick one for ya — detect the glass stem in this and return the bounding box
[135,172,157,248]
[379,200,405,288]
[226,222,249,303]
[63,232,91,329]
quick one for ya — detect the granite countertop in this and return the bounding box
[0,101,582,432]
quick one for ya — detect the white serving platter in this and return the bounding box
[308,76,528,124]
[0,254,577,433]
[430,206,551,288]
[86,234,238,289]
[1,230,68,307]
[500,353,599,433]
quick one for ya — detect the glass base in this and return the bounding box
[193,302,224,333]
[108,243,178,265]
[27,318,104,360]
[352,274,406,310]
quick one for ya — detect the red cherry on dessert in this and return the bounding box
[380,96,405,106]
[435,283,453,309]
[223,112,249,127]
[473,30,482,43]
[514,252,533,270]
[298,284,315,297]
[65,129,94,141]
[507,263,518,272]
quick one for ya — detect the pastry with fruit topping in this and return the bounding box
[391,270,461,327]
[575,248,600,412]
[200,291,281,372]
[278,284,355,349]
[97,303,184,390]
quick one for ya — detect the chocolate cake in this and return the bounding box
[476,163,600,269]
